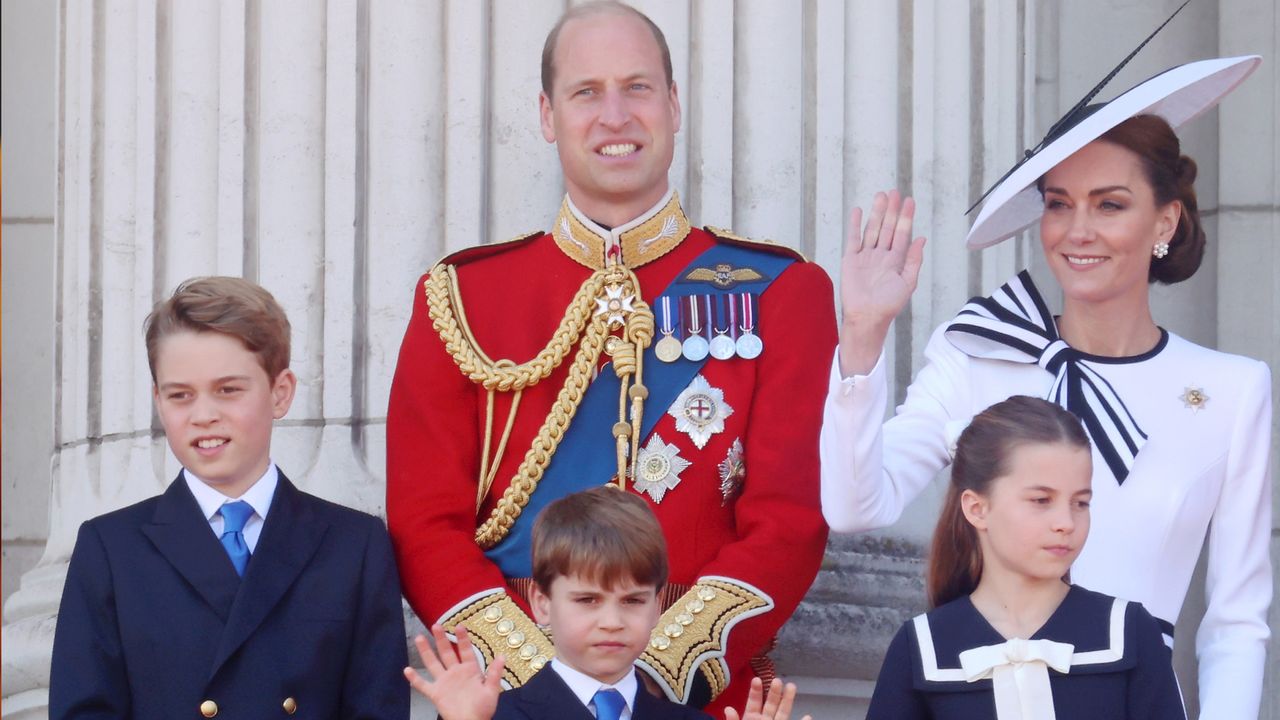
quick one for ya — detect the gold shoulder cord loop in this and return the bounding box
[424,262,654,548]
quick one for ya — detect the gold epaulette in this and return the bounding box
[704,226,810,263]
[438,590,555,687]
[636,577,775,703]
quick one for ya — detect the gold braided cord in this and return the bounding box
[426,264,612,392]
[476,384,523,513]
[473,311,606,547]
[423,261,653,549]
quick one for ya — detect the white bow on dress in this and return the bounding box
[958,637,1074,720]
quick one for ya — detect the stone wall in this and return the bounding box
[3,1,1276,718]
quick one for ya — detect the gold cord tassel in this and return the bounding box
[426,263,653,549]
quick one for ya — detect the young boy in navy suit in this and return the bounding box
[404,487,805,720]
[50,276,409,719]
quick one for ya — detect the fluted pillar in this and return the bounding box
[4,3,1274,719]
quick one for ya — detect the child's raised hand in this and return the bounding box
[403,623,505,720]
[723,677,812,720]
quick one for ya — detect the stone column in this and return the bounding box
[0,1,410,715]
[1216,1,1279,717]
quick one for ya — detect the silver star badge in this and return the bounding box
[633,433,691,503]
[668,374,734,449]
[594,284,635,328]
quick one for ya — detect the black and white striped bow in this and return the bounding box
[944,271,1147,484]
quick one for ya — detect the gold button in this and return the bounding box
[483,605,503,622]
[650,634,671,651]
[506,630,526,648]
[519,643,538,659]
[686,598,706,614]
[676,613,694,626]
[200,700,218,718]
[530,655,549,671]
[495,619,515,636]
[664,622,684,638]
[697,586,717,602]
[282,697,297,715]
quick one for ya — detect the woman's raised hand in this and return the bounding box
[838,190,927,376]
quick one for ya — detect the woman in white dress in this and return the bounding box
[820,56,1271,718]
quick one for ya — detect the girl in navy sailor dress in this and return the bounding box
[866,397,1184,720]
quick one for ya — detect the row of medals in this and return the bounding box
[652,293,763,363]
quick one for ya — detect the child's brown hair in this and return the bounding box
[144,276,291,381]
[532,486,668,593]
[927,396,1090,608]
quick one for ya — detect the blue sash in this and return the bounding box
[484,242,796,577]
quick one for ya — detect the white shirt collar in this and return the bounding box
[549,658,637,717]
[184,463,279,522]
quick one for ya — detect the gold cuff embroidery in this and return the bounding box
[440,592,555,687]
[637,578,774,703]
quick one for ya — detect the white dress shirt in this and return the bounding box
[550,658,638,720]
[820,321,1272,719]
[184,463,279,552]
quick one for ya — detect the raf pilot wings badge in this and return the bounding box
[679,263,770,290]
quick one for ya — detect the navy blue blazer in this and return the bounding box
[494,666,710,720]
[866,585,1185,720]
[49,471,409,719]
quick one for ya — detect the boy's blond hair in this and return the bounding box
[532,486,668,593]
[144,276,291,381]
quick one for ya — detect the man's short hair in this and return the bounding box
[532,486,669,593]
[144,276,292,381]
[540,1,674,100]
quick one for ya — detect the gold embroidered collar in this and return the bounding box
[552,190,692,269]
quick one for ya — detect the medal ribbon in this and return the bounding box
[660,296,675,335]
[702,295,714,341]
[739,293,755,333]
[686,296,702,338]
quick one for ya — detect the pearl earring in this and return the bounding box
[1152,242,1170,259]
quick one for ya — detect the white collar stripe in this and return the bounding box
[913,598,1131,680]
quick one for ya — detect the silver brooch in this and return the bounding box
[668,374,734,449]
[1179,386,1209,412]
[633,434,691,503]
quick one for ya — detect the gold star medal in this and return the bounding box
[633,433,692,503]
[1179,386,1209,412]
[668,374,734,449]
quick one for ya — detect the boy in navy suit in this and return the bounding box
[404,487,805,720]
[50,276,409,719]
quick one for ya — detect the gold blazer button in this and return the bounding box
[282,697,298,714]
[199,700,218,717]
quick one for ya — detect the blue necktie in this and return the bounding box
[219,501,254,577]
[592,688,625,720]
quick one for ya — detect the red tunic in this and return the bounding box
[387,195,835,712]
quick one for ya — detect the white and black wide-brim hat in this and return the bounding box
[965,50,1260,250]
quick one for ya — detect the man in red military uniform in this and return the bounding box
[387,2,835,713]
